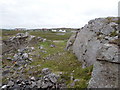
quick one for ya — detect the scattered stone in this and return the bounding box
[42,68,51,75]
[70,82,75,87]
[28,71,34,75]
[50,44,55,48]
[1,68,66,89]
[43,38,46,42]
[22,53,29,59]
[7,57,12,61]
[12,84,21,90]
[39,46,44,49]
[1,85,7,89]
[12,49,32,66]
[2,70,10,76]
[46,73,59,83]
[37,65,41,67]
[30,77,35,81]
[13,54,18,60]
[36,80,42,88]
[41,50,47,53]
[6,66,11,68]
[29,58,33,61]
[74,79,80,82]
[31,81,36,88]
[58,72,63,75]
[31,47,35,50]
[7,80,14,87]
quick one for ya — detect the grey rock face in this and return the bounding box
[88,61,119,88]
[66,17,119,88]
[97,44,119,63]
[88,44,119,88]
[67,17,118,67]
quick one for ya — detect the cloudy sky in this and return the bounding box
[0,0,119,29]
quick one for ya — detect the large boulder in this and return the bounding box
[66,17,119,88]
[67,17,118,67]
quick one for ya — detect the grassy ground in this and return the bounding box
[29,31,72,40]
[2,30,93,88]
[2,30,72,40]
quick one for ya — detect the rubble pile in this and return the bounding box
[1,68,66,89]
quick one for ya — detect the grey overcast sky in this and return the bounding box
[0,0,119,29]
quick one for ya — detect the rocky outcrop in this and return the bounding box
[69,17,118,67]
[66,17,119,88]
[2,32,44,55]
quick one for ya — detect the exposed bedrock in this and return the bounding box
[66,17,119,88]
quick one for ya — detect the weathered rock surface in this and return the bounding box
[66,17,119,88]
[88,44,119,88]
[67,17,118,67]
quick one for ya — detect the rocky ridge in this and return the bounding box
[2,32,44,55]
